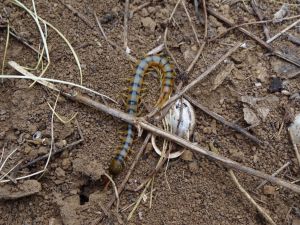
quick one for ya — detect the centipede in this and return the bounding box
[109,55,175,175]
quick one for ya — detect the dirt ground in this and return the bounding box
[1,0,300,224]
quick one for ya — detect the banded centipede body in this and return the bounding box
[109,55,175,175]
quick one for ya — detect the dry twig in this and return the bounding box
[123,0,130,50]
[129,2,151,18]
[184,94,263,144]
[267,19,300,44]
[185,0,208,75]
[251,0,270,40]
[256,161,291,190]
[106,133,151,209]
[20,120,84,169]
[207,7,300,67]
[229,170,277,225]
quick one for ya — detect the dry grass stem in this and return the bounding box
[288,128,300,167]
[47,101,78,124]
[181,0,200,45]
[59,0,94,29]
[8,61,116,102]
[1,23,10,77]
[130,2,151,18]
[207,7,300,67]
[20,120,84,169]
[251,0,270,40]
[184,94,263,144]
[186,0,207,75]
[123,0,130,50]
[256,161,291,190]
[267,19,300,44]
[106,133,151,209]
[127,178,152,221]
[229,170,277,225]
[104,172,120,212]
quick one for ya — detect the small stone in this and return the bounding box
[253,154,259,163]
[146,143,153,152]
[148,6,155,14]
[56,140,67,149]
[263,185,276,195]
[181,150,193,161]
[0,131,5,140]
[70,189,78,195]
[37,146,48,155]
[55,167,66,178]
[209,15,222,28]
[217,26,227,35]
[194,131,202,143]
[140,8,149,17]
[48,218,62,225]
[188,162,199,173]
[269,77,283,93]
[203,127,211,134]
[24,146,32,154]
[61,158,72,170]
[230,149,245,162]
[183,46,197,64]
[243,106,260,126]
[141,17,156,32]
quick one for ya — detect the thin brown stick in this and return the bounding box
[123,0,130,49]
[147,42,241,119]
[288,128,300,167]
[163,0,184,73]
[103,172,119,212]
[9,29,47,60]
[182,0,200,45]
[267,19,300,44]
[207,7,300,68]
[229,170,277,225]
[20,120,84,169]
[185,0,208,75]
[209,14,300,43]
[184,94,263,144]
[256,161,291,190]
[251,0,270,40]
[129,2,151,18]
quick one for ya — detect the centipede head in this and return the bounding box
[109,158,124,175]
